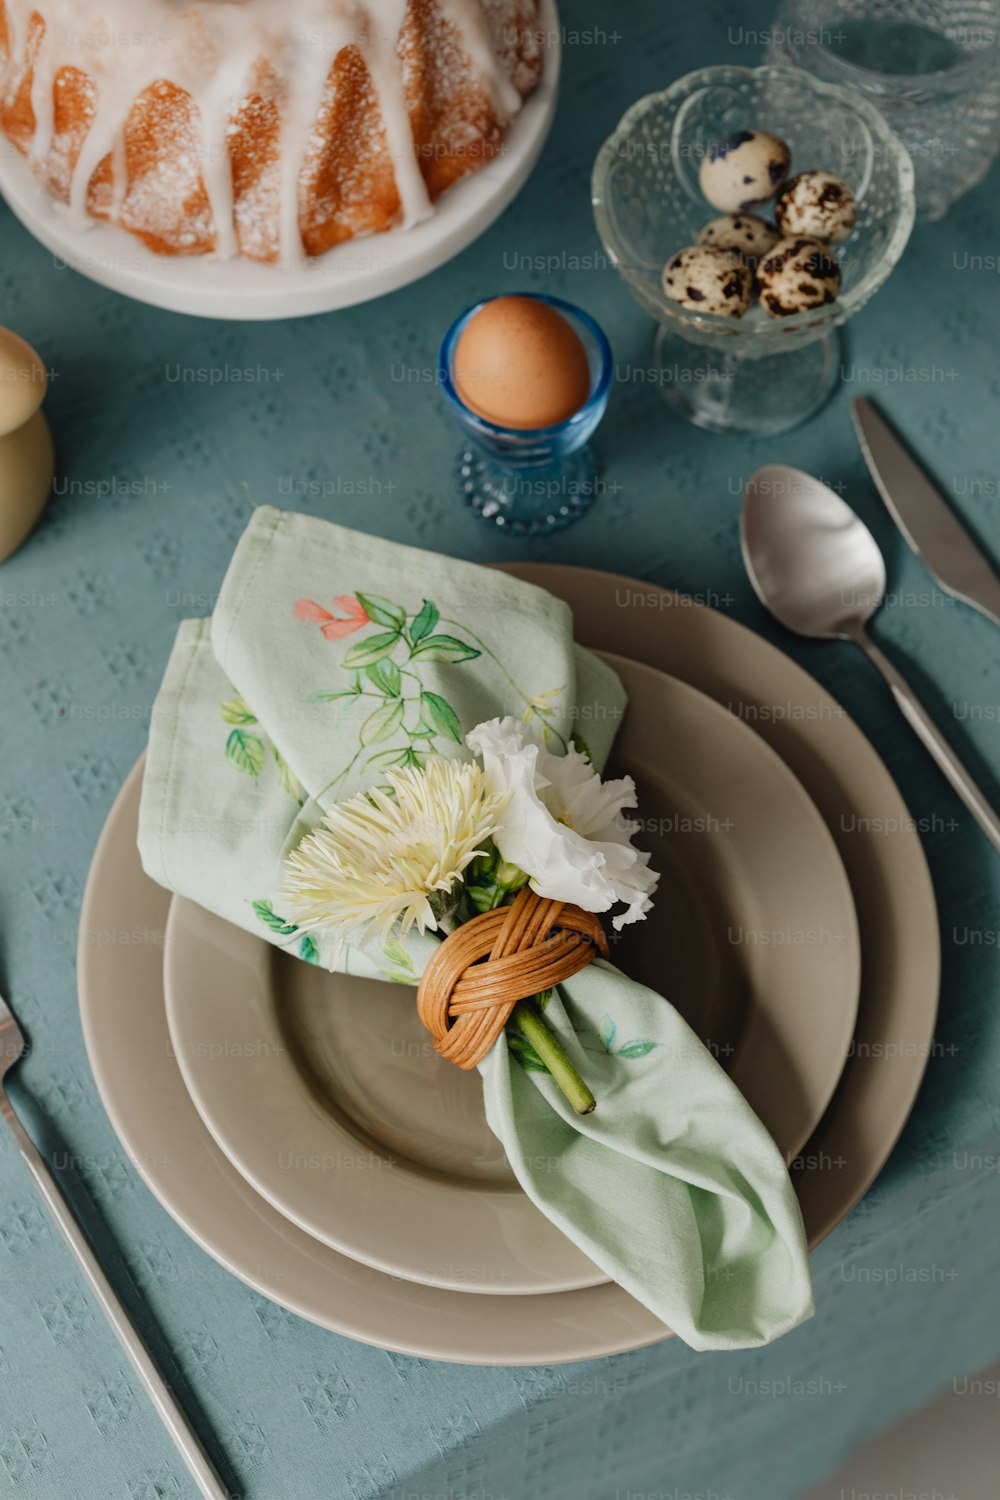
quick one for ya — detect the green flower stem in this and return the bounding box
[511,999,596,1115]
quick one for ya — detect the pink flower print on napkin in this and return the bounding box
[293,595,371,639]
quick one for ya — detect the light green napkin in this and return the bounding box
[139,506,814,1350]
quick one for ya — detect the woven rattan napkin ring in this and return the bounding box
[416,887,609,1070]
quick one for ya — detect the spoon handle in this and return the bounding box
[855,631,1000,857]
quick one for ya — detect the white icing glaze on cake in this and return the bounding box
[0,0,540,266]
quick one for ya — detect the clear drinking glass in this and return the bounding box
[768,0,1000,219]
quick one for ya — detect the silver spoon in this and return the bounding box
[741,464,1000,857]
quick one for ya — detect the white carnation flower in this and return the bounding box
[466,717,658,929]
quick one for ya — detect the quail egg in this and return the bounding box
[774,170,858,245]
[697,214,780,267]
[699,130,791,213]
[756,237,842,317]
[661,245,753,317]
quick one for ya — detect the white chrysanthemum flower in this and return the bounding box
[466,717,658,929]
[282,759,507,959]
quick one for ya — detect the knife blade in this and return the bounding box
[851,397,1000,631]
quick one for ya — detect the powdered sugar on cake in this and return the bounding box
[0,0,542,266]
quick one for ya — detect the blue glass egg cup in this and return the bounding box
[438,293,613,537]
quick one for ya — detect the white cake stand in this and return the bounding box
[0,0,560,320]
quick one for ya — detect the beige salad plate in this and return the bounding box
[162,653,859,1295]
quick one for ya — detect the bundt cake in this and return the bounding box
[0,0,544,265]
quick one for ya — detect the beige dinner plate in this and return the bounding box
[78,566,939,1364]
[162,654,859,1295]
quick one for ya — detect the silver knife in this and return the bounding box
[852,397,1000,630]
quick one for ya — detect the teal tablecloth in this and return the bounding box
[2,3,999,1497]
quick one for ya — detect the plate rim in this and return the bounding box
[159,652,860,1293]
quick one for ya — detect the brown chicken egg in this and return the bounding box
[452,296,592,429]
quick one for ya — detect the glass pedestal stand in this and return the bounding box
[652,323,843,436]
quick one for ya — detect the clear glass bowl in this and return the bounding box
[438,294,613,535]
[591,64,915,434]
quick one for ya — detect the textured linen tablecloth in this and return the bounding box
[1,1,999,1497]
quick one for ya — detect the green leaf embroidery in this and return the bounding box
[419,690,462,743]
[618,1039,657,1059]
[299,934,321,965]
[355,593,406,631]
[365,747,410,768]
[592,1014,657,1061]
[365,658,402,697]
[508,1033,550,1074]
[272,746,305,805]
[252,899,298,936]
[360,699,405,746]
[410,599,439,643]
[409,634,481,665]
[220,697,257,725]
[571,731,594,763]
[226,728,266,777]
[308,688,360,703]
[342,630,401,669]
[382,937,415,975]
